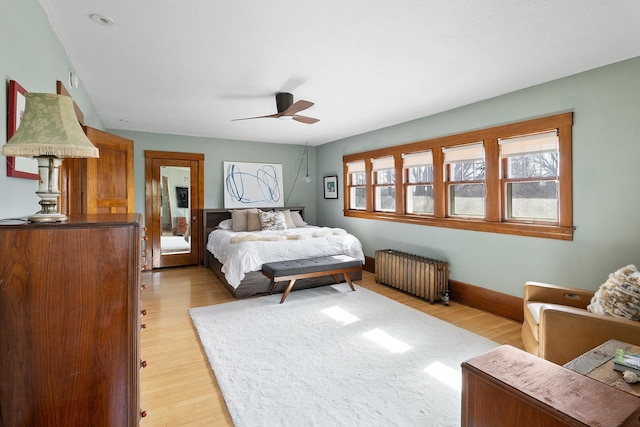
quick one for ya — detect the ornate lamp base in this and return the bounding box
[28,156,68,223]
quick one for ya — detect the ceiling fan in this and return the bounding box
[232,92,319,124]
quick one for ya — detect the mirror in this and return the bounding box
[160,166,191,256]
[145,150,204,269]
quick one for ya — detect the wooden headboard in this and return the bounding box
[201,207,305,266]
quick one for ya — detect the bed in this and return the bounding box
[202,207,365,298]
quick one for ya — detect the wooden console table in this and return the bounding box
[461,345,640,426]
[564,339,640,397]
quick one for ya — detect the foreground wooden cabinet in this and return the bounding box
[0,214,143,426]
[461,345,640,426]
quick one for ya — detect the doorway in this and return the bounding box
[145,150,204,269]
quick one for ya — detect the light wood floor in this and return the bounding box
[139,266,524,426]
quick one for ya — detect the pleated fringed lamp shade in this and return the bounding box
[2,93,98,158]
[2,93,99,222]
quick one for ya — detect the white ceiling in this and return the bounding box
[39,0,640,146]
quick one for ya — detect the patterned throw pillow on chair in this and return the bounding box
[587,264,640,321]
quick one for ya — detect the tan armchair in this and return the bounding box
[522,281,640,365]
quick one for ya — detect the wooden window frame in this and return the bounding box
[499,131,560,224]
[501,160,559,224]
[345,162,367,211]
[404,163,435,216]
[372,169,396,213]
[342,112,574,240]
[444,148,486,219]
[444,176,486,219]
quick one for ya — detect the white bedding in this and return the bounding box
[161,235,190,253]
[207,226,365,288]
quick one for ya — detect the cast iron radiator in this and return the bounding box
[374,249,449,304]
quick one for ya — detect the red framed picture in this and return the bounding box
[6,80,39,179]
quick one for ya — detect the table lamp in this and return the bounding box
[2,92,99,222]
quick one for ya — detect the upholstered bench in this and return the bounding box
[262,255,362,303]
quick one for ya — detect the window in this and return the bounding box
[403,151,434,215]
[372,156,395,212]
[347,160,366,210]
[499,131,559,223]
[342,112,574,240]
[443,143,485,218]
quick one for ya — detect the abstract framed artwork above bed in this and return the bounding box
[201,207,365,299]
[223,161,284,209]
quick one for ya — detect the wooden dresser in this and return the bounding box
[0,214,146,426]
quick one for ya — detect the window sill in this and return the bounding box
[344,210,574,240]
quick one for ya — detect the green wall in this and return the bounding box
[108,130,318,225]
[0,0,103,219]
[317,57,640,296]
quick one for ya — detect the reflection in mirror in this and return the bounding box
[160,166,191,255]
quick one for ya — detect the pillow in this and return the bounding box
[282,210,296,229]
[246,208,262,231]
[587,264,640,321]
[217,218,233,230]
[290,210,307,227]
[259,210,287,231]
[184,222,191,242]
[231,210,248,231]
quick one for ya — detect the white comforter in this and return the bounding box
[207,226,365,288]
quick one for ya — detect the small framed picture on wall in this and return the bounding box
[323,175,338,199]
[176,186,189,208]
[6,80,39,179]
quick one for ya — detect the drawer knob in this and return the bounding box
[140,309,147,316]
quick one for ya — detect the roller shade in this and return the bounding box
[347,160,365,174]
[499,131,558,157]
[402,151,433,167]
[443,143,484,163]
[371,156,395,171]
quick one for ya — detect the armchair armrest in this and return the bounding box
[539,305,640,365]
[524,281,594,310]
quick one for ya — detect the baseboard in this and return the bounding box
[448,279,523,323]
[364,255,523,322]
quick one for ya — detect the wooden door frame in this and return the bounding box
[144,150,205,269]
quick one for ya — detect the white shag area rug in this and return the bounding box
[189,285,498,427]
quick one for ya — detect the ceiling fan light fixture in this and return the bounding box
[304,142,311,183]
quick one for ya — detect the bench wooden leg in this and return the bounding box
[268,280,277,295]
[343,272,356,292]
[331,272,356,292]
[280,279,297,304]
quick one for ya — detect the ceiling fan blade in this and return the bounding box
[293,115,319,124]
[231,113,279,121]
[233,93,316,123]
[282,100,314,116]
